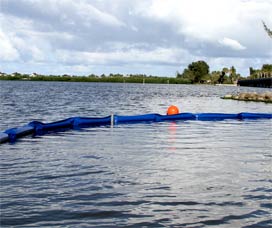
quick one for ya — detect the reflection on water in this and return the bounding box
[0,81,272,227]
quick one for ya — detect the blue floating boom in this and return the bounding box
[4,126,34,143]
[0,132,9,144]
[0,112,271,144]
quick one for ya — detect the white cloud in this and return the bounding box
[42,0,126,27]
[146,0,272,40]
[56,47,189,65]
[218,37,246,50]
[6,31,47,62]
[0,30,20,61]
[0,0,271,76]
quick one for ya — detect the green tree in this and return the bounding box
[249,67,255,75]
[222,67,229,74]
[229,66,237,83]
[178,60,209,83]
[188,60,209,83]
[210,71,221,84]
[177,68,195,82]
[262,64,272,71]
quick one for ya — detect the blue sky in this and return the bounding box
[0,0,271,77]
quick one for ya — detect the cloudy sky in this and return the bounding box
[0,0,271,77]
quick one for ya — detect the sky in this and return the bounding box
[0,0,272,77]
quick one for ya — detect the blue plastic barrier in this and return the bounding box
[1,112,271,144]
[0,133,9,143]
[4,126,34,143]
[196,113,239,121]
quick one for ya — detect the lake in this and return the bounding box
[0,81,271,227]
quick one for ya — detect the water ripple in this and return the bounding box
[1,81,271,227]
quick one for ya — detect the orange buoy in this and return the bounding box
[167,105,179,115]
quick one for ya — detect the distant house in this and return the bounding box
[0,72,7,77]
[30,73,38,78]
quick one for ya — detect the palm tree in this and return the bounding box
[263,21,272,38]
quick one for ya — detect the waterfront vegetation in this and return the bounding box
[0,72,192,84]
[249,64,272,79]
[1,62,271,85]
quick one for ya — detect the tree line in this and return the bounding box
[177,61,272,84]
[176,60,243,84]
[1,62,271,85]
[0,73,190,84]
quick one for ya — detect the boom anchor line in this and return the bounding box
[0,112,271,144]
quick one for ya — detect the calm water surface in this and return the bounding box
[0,81,271,227]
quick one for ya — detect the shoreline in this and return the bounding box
[0,78,237,86]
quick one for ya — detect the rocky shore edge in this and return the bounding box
[222,91,272,103]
